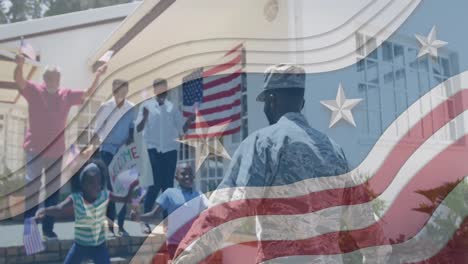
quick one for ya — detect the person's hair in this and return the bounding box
[178,162,191,169]
[71,159,107,193]
[112,79,129,92]
[175,162,194,177]
[43,66,61,75]
[153,78,168,88]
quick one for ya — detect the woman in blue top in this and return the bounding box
[35,160,138,264]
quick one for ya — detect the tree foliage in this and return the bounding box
[0,1,8,24]
[46,0,136,17]
[0,0,137,24]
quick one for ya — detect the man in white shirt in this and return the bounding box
[93,79,135,236]
[135,78,195,233]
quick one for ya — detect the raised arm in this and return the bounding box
[35,196,73,221]
[126,126,135,145]
[136,107,149,133]
[175,107,195,134]
[83,64,107,98]
[14,54,27,90]
[126,108,137,145]
[183,113,196,133]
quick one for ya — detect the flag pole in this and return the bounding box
[240,45,247,139]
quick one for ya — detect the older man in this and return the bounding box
[14,54,107,240]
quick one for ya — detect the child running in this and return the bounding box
[35,159,138,264]
[132,163,209,260]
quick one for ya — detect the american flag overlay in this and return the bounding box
[182,44,244,139]
[154,73,468,264]
[5,1,468,264]
[126,3,468,262]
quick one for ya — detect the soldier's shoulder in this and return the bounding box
[244,123,284,145]
[101,99,114,107]
[126,100,136,107]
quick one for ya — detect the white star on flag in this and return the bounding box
[321,83,362,128]
[415,25,448,59]
[178,114,231,172]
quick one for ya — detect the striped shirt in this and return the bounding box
[70,190,109,246]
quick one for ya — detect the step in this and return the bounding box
[2,235,167,264]
[49,257,130,264]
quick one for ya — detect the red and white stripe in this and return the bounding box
[183,44,243,139]
[131,69,468,264]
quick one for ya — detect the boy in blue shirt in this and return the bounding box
[132,163,209,259]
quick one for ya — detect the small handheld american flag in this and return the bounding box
[19,37,37,61]
[98,50,114,63]
[23,217,45,255]
[64,144,79,167]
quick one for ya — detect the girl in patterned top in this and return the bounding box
[35,159,138,264]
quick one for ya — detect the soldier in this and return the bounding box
[173,64,389,263]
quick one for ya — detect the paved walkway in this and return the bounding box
[0,220,258,264]
[0,219,163,247]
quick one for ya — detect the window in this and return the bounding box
[356,33,459,143]
[75,98,102,149]
[1,110,27,172]
[199,153,225,193]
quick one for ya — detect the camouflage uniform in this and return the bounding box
[174,64,389,264]
[219,112,349,189]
